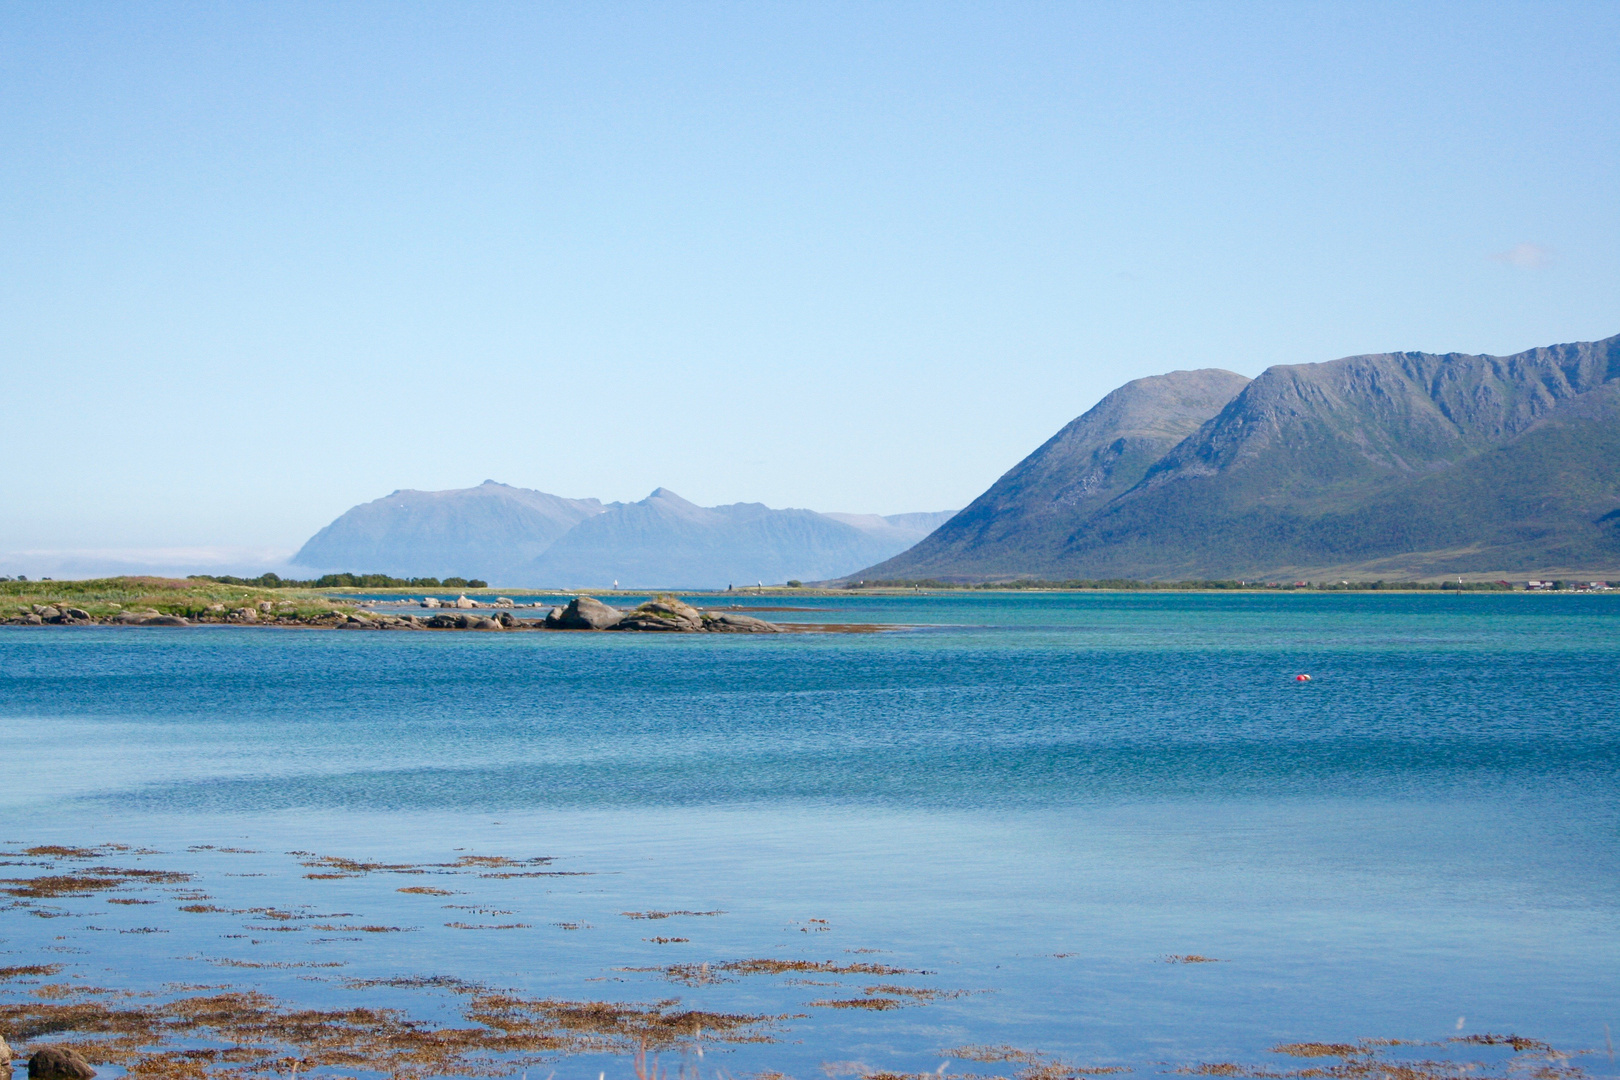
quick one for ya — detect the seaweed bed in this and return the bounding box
[0,844,1593,1080]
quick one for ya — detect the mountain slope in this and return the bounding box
[527,488,932,588]
[857,334,1620,581]
[858,368,1251,579]
[292,481,605,580]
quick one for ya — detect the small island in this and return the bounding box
[0,578,783,633]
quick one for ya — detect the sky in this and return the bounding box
[3,1,1617,573]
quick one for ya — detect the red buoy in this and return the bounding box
[1295,674,1312,682]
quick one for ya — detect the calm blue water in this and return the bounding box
[2,593,1617,1078]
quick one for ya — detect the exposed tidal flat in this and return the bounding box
[0,593,1616,1080]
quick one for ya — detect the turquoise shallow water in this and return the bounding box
[1,593,1617,1078]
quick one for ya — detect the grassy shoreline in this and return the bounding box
[2,576,1614,624]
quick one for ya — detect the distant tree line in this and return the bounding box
[189,573,489,589]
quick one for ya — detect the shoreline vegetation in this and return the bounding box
[836,576,1612,591]
[0,573,1612,630]
[0,578,785,633]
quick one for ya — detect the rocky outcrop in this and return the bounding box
[545,596,624,630]
[614,597,704,631]
[28,1048,95,1080]
[701,611,784,632]
[4,594,786,633]
[25,604,95,624]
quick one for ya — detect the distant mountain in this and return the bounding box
[822,510,958,548]
[292,481,605,581]
[857,334,1620,581]
[294,482,952,587]
[528,488,941,588]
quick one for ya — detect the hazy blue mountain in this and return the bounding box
[527,488,945,588]
[292,480,606,580]
[857,334,1620,581]
[294,482,953,587]
[822,510,958,549]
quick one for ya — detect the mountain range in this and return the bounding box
[292,482,953,588]
[857,332,1620,582]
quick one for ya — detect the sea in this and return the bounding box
[1,592,1616,1080]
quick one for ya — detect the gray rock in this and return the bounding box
[36,606,60,620]
[112,612,146,625]
[257,601,273,613]
[542,606,566,628]
[28,1047,95,1080]
[470,617,502,630]
[615,597,704,632]
[614,614,687,631]
[551,596,623,630]
[496,611,520,627]
[426,614,459,629]
[702,612,785,633]
[139,615,190,627]
[65,608,92,622]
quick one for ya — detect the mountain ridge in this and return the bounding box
[293,482,953,587]
[855,333,1620,581]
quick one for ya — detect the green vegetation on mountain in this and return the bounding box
[859,334,1620,581]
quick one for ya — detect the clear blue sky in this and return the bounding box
[3,2,1617,566]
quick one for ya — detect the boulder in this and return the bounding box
[421,597,442,609]
[614,596,704,632]
[257,601,273,613]
[470,617,502,630]
[230,608,259,622]
[496,611,520,628]
[28,1047,95,1080]
[494,597,515,608]
[551,596,623,630]
[542,606,566,628]
[426,614,459,629]
[65,608,92,622]
[36,606,60,620]
[139,615,190,627]
[701,612,784,633]
[21,614,43,625]
[453,595,476,609]
[112,612,146,625]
